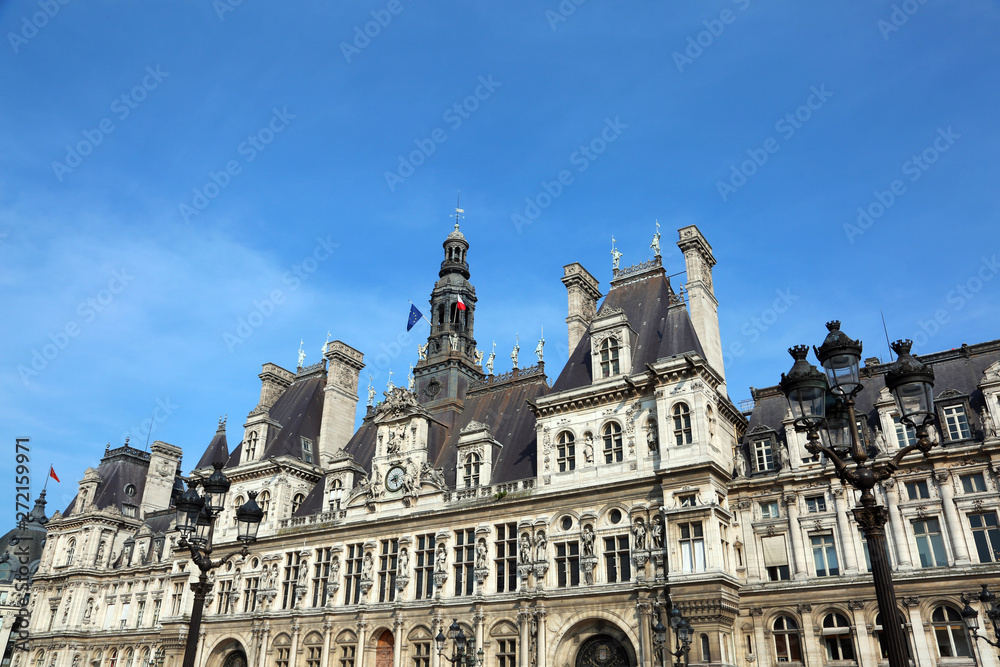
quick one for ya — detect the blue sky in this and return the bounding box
[2,0,998,521]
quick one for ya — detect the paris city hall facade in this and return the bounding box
[10,224,1000,667]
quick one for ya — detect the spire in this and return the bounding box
[26,488,48,525]
[195,419,230,470]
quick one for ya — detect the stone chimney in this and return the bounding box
[257,363,295,411]
[677,225,726,396]
[319,341,365,462]
[140,441,183,517]
[561,263,602,353]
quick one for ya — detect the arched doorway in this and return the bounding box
[222,652,247,667]
[375,631,394,667]
[575,635,630,667]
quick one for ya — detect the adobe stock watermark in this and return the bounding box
[18,268,135,384]
[213,0,246,21]
[223,236,339,352]
[877,0,930,41]
[51,66,170,182]
[384,75,502,192]
[7,0,71,54]
[843,126,959,244]
[511,117,628,233]
[716,85,833,202]
[179,107,295,224]
[672,0,752,73]
[545,0,589,30]
[722,288,799,369]
[906,254,999,351]
[340,0,414,63]
[120,398,180,445]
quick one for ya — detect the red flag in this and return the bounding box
[49,466,60,483]
[456,295,467,311]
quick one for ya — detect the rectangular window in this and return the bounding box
[497,639,516,667]
[339,646,356,667]
[679,495,697,507]
[753,438,774,472]
[313,547,333,607]
[679,522,705,573]
[453,528,475,596]
[344,543,364,605]
[720,523,731,571]
[170,583,184,616]
[306,647,322,667]
[495,523,518,593]
[275,647,290,667]
[301,437,315,463]
[412,642,431,667]
[378,539,399,603]
[906,480,930,500]
[557,436,576,472]
[152,599,161,626]
[969,512,1000,563]
[961,472,987,493]
[414,534,436,599]
[243,577,259,613]
[215,580,232,615]
[943,405,972,440]
[761,535,789,581]
[603,535,631,583]
[805,496,827,513]
[759,501,780,519]
[555,541,580,587]
[135,600,145,627]
[810,534,839,577]
[912,518,948,567]
[281,551,302,609]
[893,415,917,448]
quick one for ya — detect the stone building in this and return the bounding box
[17,222,1000,667]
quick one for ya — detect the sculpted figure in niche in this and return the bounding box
[584,433,594,463]
[361,552,374,580]
[83,598,94,623]
[646,420,659,452]
[651,517,664,549]
[581,525,595,558]
[435,544,447,572]
[534,531,546,562]
[773,441,787,470]
[398,548,409,575]
[632,519,646,550]
[95,541,106,566]
[981,407,997,438]
[519,533,532,565]
[476,539,488,569]
[330,556,341,582]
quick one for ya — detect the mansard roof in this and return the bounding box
[744,339,1000,443]
[551,264,705,392]
[63,444,151,517]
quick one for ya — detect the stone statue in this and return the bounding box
[367,376,376,408]
[584,434,594,463]
[581,525,595,558]
[519,533,532,565]
[297,340,306,368]
[398,548,409,574]
[633,520,646,550]
[511,335,520,369]
[733,450,747,479]
[297,559,309,587]
[534,531,546,562]
[774,441,787,470]
[474,348,484,365]
[450,332,459,352]
[83,598,94,623]
[651,518,664,549]
[361,552,374,580]
[611,236,623,270]
[535,327,544,363]
[476,539,488,569]
[95,541,105,566]
[486,342,496,375]
[646,420,659,452]
[386,427,400,454]
[402,466,416,497]
[435,544,447,572]
[330,556,341,581]
[982,407,997,438]
[417,343,428,361]
[408,365,415,392]
[420,462,446,488]
[650,220,661,258]
[872,425,888,456]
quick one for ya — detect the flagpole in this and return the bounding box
[408,300,433,326]
[43,463,51,492]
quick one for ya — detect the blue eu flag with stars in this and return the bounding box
[407,304,423,331]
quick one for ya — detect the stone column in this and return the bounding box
[935,470,971,564]
[783,494,808,579]
[290,623,301,667]
[904,601,930,667]
[430,617,441,667]
[535,609,547,667]
[356,621,368,667]
[474,611,486,660]
[257,625,271,667]
[321,622,333,667]
[797,605,818,666]
[882,480,912,569]
[736,501,761,583]
[392,618,403,667]
[518,610,530,667]
[847,604,871,666]
[833,489,859,574]
[635,603,650,667]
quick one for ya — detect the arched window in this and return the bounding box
[821,612,855,661]
[139,649,150,667]
[932,605,972,657]
[464,453,481,487]
[246,431,258,461]
[0,561,11,582]
[292,493,305,515]
[108,650,118,667]
[273,636,291,667]
[603,423,623,463]
[772,616,802,663]
[258,491,270,522]
[673,403,692,446]
[232,496,244,526]
[34,651,44,667]
[66,538,76,566]
[599,338,621,377]
[557,432,576,472]
[874,612,911,660]
[93,651,103,667]
[123,649,134,667]
[700,634,711,663]
[304,633,324,667]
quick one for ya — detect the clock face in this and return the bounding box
[386,466,405,492]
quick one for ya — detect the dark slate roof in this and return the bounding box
[65,445,151,517]
[743,340,1000,447]
[293,474,328,517]
[194,421,230,471]
[0,491,48,581]
[552,266,705,392]
[261,375,326,461]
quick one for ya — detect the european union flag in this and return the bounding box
[407,304,423,331]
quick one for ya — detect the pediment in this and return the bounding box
[982,361,1000,384]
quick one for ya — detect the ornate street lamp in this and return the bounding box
[963,584,1000,656]
[667,607,692,667]
[779,323,937,667]
[652,618,668,667]
[436,619,484,667]
[176,466,262,667]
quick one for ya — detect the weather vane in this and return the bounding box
[451,191,464,231]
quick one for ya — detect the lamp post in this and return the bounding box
[176,462,264,667]
[665,608,692,667]
[779,323,938,667]
[963,584,1000,656]
[435,619,484,667]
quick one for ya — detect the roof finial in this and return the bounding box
[297,339,306,368]
[322,331,332,356]
[651,220,661,259]
[218,415,227,431]
[451,191,464,231]
[611,236,623,271]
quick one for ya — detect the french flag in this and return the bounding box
[457,296,467,311]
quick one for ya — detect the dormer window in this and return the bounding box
[942,405,972,441]
[463,452,481,487]
[892,415,917,448]
[292,493,305,514]
[301,437,314,464]
[599,338,620,377]
[673,403,692,446]
[245,431,258,461]
[753,437,775,473]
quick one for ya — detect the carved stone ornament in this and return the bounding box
[796,603,812,613]
[375,387,421,420]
